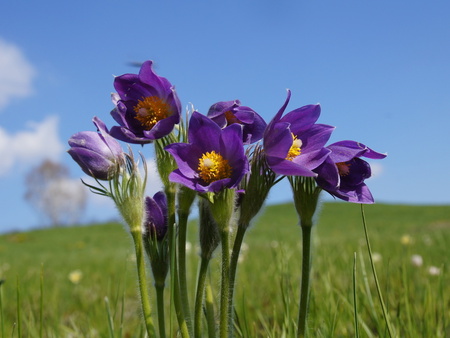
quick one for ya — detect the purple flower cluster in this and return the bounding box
[68,60,386,203]
[263,90,386,203]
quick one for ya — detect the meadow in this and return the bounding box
[0,202,449,337]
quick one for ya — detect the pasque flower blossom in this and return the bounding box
[263,90,334,176]
[144,191,168,241]
[165,112,249,193]
[207,100,266,144]
[314,140,387,203]
[68,117,124,180]
[109,60,181,144]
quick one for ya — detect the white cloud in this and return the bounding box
[0,116,64,176]
[0,38,36,110]
[369,162,384,178]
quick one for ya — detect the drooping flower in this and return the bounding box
[68,117,124,180]
[314,140,387,203]
[263,90,334,177]
[109,60,181,144]
[207,100,266,144]
[144,191,168,241]
[165,111,249,193]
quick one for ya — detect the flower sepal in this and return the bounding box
[206,188,236,232]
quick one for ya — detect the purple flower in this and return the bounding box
[165,112,249,193]
[315,140,387,203]
[144,191,168,241]
[68,117,124,180]
[109,60,182,144]
[207,100,266,144]
[263,90,334,176]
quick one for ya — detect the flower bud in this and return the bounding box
[143,191,168,241]
[68,117,124,180]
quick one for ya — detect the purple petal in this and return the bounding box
[266,156,317,177]
[293,147,331,171]
[314,156,340,190]
[281,104,321,133]
[68,147,113,180]
[138,61,173,96]
[328,141,386,162]
[263,121,292,159]
[299,124,335,153]
[264,90,291,137]
[164,143,203,178]
[188,112,221,152]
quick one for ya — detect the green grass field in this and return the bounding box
[1,202,449,337]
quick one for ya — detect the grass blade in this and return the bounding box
[104,296,115,338]
[353,252,360,338]
[360,204,396,337]
[16,276,22,338]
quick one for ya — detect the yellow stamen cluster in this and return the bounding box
[336,162,351,176]
[285,133,302,161]
[197,151,232,184]
[133,96,171,130]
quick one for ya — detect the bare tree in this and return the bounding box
[24,160,87,226]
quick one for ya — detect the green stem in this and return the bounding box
[360,205,395,338]
[205,280,216,338]
[155,284,166,338]
[194,257,211,338]
[131,229,156,337]
[166,186,190,337]
[228,224,247,321]
[178,211,192,332]
[297,225,312,338]
[219,228,231,338]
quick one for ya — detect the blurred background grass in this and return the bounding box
[1,202,449,336]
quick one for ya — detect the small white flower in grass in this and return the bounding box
[411,254,423,267]
[428,266,441,276]
[68,270,83,284]
[372,252,382,263]
[270,240,279,248]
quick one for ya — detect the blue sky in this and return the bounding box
[1,1,449,232]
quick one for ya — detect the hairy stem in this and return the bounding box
[178,211,192,332]
[130,229,155,337]
[297,225,312,337]
[155,284,166,338]
[219,228,231,338]
[194,257,210,338]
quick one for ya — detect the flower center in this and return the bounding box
[133,96,171,130]
[197,151,232,184]
[336,162,351,176]
[285,133,302,161]
[224,110,241,125]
